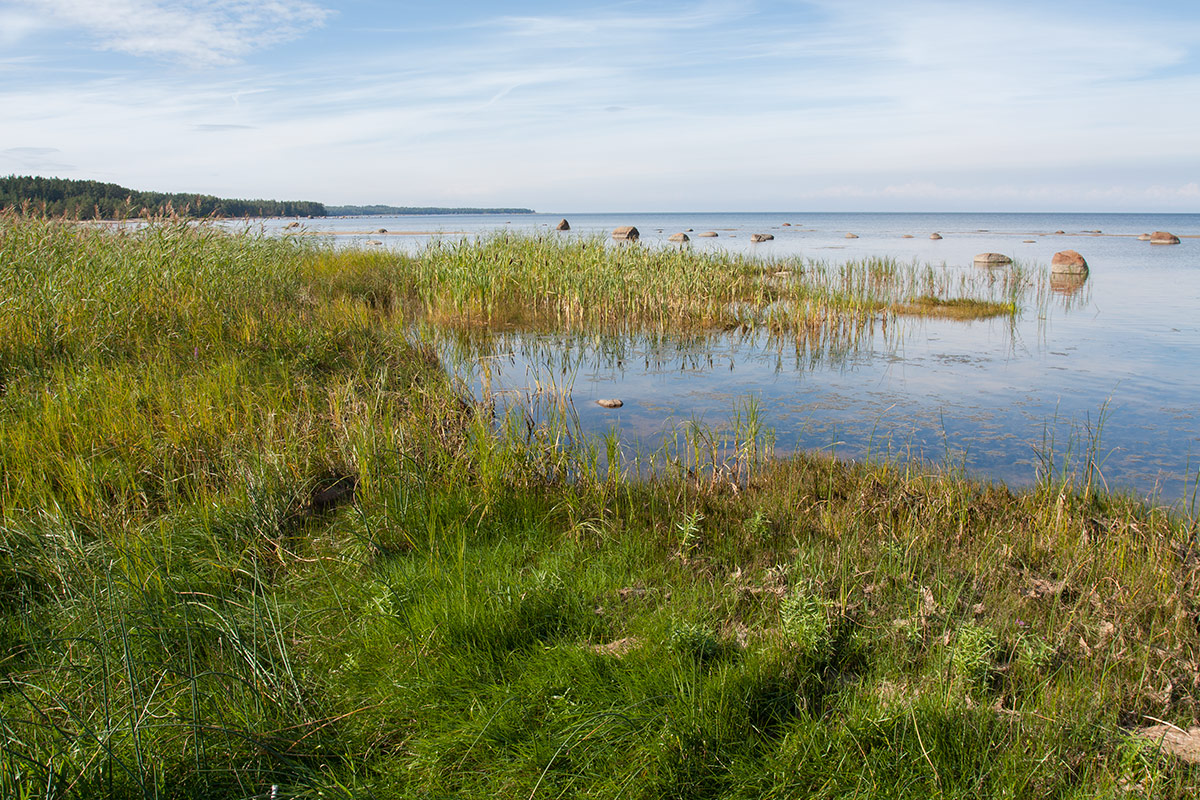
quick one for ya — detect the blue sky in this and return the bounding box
[2,0,1198,211]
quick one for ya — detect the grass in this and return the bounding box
[1,214,1197,798]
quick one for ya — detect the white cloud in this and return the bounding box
[29,0,331,64]
[0,9,44,46]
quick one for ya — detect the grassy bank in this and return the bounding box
[1,217,1196,798]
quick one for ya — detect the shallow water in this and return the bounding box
[274,211,1200,505]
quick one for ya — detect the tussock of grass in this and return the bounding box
[893,295,1019,319]
[1,215,1195,798]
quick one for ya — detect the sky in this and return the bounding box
[1,0,1198,212]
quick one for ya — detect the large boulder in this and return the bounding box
[750,233,774,242]
[1051,250,1088,274]
[668,232,689,242]
[929,233,943,240]
[612,226,640,241]
[974,252,1013,266]
[556,218,570,231]
[1150,231,1181,245]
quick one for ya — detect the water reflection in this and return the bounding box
[428,279,1197,506]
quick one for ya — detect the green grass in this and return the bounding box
[1,215,1196,798]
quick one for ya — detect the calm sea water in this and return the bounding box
[265,212,1200,505]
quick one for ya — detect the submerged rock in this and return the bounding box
[845,232,859,239]
[597,398,624,408]
[750,233,774,242]
[612,226,640,241]
[1051,250,1088,274]
[1138,233,1152,241]
[556,218,570,231]
[1054,230,1066,235]
[974,252,1013,266]
[930,233,943,240]
[1150,231,1181,245]
[668,232,689,242]
[902,234,914,238]
[697,231,719,237]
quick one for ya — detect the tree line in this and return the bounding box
[0,175,328,219]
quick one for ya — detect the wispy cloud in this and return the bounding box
[28,0,332,64]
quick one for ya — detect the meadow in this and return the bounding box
[1,215,1197,798]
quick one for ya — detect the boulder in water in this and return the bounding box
[974,252,1013,266]
[612,226,640,241]
[1051,250,1088,274]
[1150,231,1181,245]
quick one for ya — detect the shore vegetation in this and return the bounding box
[1,215,1196,798]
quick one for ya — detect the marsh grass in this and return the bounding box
[385,234,1040,335]
[1,215,1196,798]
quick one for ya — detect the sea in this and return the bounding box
[257,211,1200,506]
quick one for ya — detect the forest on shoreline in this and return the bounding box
[0,176,536,219]
[0,175,327,219]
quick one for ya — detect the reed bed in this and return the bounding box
[1,216,1196,798]
[339,233,1033,334]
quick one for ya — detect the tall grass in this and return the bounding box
[1,215,1195,798]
